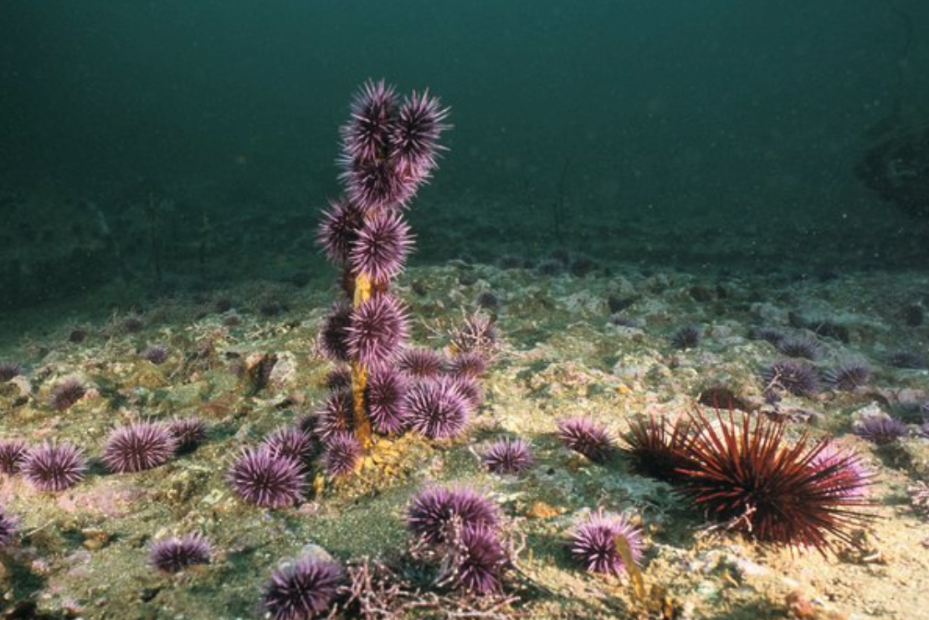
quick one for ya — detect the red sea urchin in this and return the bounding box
[227,447,306,509]
[148,533,212,573]
[567,509,644,577]
[101,421,177,474]
[22,441,87,492]
[677,409,874,553]
[261,555,343,620]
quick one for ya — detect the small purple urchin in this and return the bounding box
[316,388,354,445]
[261,555,343,620]
[823,361,871,391]
[140,343,170,365]
[390,89,450,175]
[364,366,409,434]
[483,438,533,475]
[149,533,212,573]
[227,447,306,508]
[407,486,499,545]
[262,426,315,466]
[448,375,483,410]
[22,441,87,492]
[568,509,644,577]
[321,432,363,478]
[394,347,444,378]
[49,377,86,411]
[350,210,413,285]
[102,421,177,474]
[670,325,701,350]
[318,302,354,363]
[450,523,509,595]
[761,359,819,397]
[0,361,23,382]
[316,198,364,264]
[342,157,415,212]
[0,507,16,547]
[405,376,471,440]
[557,417,614,464]
[347,293,409,369]
[854,416,909,445]
[169,417,209,452]
[0,439,29,475]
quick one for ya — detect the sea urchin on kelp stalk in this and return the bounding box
[316,80,474,477]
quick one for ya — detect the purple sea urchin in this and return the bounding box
[450,523,508,594]
[446,352,487,380]
[262,426,315,465]
[670,325,701,350]
[407,486,499,545]
[22,441,87,492]
[482,438,533,475]
[318,303,354,364]
[316,388,354,445]
[886,350,927,369]
[149,533,211,573]
[0,362,22,382]
[557,417,614,464]
[341,79,398,165]
[227,447,306,508]
[853,416,908,445]
[678,409,874,552]
[0,439,29,475]
[321,432,363,477]
[140,343,170,365]
[808,442,871,499]
[317,198,365,264]
[346,293,409,369]
[49,377,86,411]
[364,367,409,434]
[761,360,819,397]
[394,347,443,378]
[350,210,413,284]
[405,376,470,440]
[324,366,352,391]
[102,422,177,474]
[169,417,208,452]
[777,335,820,360]
[261,555,343,620]
[390,89,450,175]
[823,362,871,391]
[567,509,644,577]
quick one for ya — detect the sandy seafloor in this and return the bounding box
[1,259,929,620]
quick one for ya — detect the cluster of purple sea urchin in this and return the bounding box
[407,486,511,594]
[567,509,644,577]
[313,79,502,471]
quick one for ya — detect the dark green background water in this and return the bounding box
[1,1,927,310]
